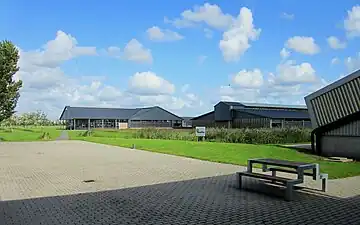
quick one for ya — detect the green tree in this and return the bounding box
[0,40,22,123]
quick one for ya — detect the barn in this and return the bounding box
[59,106,183,130]
[305,69,360,159]
[191,101,311,129]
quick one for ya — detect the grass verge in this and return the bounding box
[0,127,62,141]
[71,136,360,179]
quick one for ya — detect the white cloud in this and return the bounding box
[331,57,340,65]
[344,5,360,37]
[345,52,360,72]
[18,30,96,70]
[280,48,290,59]
[327,36,347,49]
[204,28,213,38]
[14,32,202,119]
[123,39,153,64]
[219,7,261,62]
[169,3,234,30]
[285,36,320,55]
[272,60,318,84]
[281,12,294,20]
[164,16,197,28]
[197,55,207,64]
[128,71,175,95]
[146,26,184,42]
[231,69,264,88]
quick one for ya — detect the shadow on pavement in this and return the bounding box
[3,174,360,225]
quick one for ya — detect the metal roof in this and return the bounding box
[129,106,183,121]
[236,109,310,120]
[59,106,183,121]
[220,101,307,110]
[305,69,360,128]
[190,111,215,120]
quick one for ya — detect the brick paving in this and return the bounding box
[1,141,360,225]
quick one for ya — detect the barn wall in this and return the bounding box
[321,136,360,159]
[214,102,232,121]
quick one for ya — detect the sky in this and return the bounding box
[1,0,360,120]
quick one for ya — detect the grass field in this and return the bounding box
[71,135,360,179]
[0,127,62,141]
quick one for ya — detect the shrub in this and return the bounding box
[79,130,94,137]
[129,127,311,144]
[39,132,51,140]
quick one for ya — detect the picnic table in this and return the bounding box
[237,158,328,201]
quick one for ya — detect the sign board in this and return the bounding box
[195,126,206,137]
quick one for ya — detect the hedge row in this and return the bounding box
[128,127,311,144]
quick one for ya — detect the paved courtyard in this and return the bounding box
[1,141,360,225]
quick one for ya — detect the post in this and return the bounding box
[73,119,76,130]
[88,119,90,130]
[102,119,104,128]
[269,119,272,128]
[247,160,253,172]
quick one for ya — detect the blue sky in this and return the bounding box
[1,0,360,119]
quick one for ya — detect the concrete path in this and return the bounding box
[1,141,360,224]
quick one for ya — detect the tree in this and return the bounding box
[0,40,23,123]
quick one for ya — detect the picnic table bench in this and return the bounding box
[237,158,328,201]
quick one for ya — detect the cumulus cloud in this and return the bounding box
[18,30,96,70]
[146,26,184,42]
[285,36,320,55]
[231,69,264,88]
[280,48,290,59]
[272,60,318,85]
[166,3,234,30]
[123,39,153,64]
[219,7,261,62]
[327,36,347,49]
[14,32,201,119]
[344,5,360,37]
[128,71,175,95]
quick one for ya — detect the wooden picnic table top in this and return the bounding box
[248,158,317,169]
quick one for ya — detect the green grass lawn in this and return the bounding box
[0,127,62,141]
[71,136,360,179]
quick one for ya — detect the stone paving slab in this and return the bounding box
[1,141,360,224]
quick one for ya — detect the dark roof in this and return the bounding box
[59,106,183,121]
[191,111,215,120]
[219,101,307,110]
[236,109,310,120]
[129,106,183,121]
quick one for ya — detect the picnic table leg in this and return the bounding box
[271,170,277,183]
[247,161,253,172]
[285,183,293,201]
[237,172,242,188]
[313,164,319,180]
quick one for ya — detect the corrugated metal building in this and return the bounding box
[305,69,360,159]
[59,106,183,130]
[191,101,311,129]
